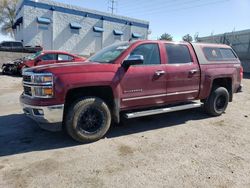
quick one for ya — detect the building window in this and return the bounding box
[93,26,104,33]
[132,33,142,39]
[37,17,51,24]
[93,26,104,37]
[113,30,123,36]
[70,22,82,29]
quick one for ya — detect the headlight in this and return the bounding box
[33,74,53,84]
[22,72,54,98]
[34,87,53,97]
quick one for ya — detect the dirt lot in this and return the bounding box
[0,73,250,188]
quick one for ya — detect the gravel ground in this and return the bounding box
[0,73,250,188]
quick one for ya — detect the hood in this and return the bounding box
[26,61,119,75]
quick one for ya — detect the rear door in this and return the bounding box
[164,43,200,102]
[120,42,167,109]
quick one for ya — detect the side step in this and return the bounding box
[124,102,202,119]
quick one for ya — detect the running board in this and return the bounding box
[124,102,202,119]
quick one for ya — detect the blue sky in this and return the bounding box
[0,0,249,41]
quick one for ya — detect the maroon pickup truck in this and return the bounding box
[20,40,243,143]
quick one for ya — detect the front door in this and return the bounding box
[36,53,57,66]
[120,43,167,109]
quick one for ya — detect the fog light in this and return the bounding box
[34,87,53,97]
[33,109,44,116]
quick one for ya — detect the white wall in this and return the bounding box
[15,0,149,56]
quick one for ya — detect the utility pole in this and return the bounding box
[108,0,116,14]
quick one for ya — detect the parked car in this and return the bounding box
[0,41,42,53]
[22,50,86,69]
[1,51,86,75]
[20,40,243,143]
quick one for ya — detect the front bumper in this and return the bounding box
[21,102,64,131]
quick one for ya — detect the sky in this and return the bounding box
[0,0,249,41]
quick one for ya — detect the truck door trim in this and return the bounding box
[122,90,198,101]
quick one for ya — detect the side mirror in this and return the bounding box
[122,55,144,70]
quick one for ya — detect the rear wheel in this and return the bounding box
[204,87,229,116]
[65,97,111,143]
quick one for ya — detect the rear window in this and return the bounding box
[203,47,237,61]
[165,44,192,64]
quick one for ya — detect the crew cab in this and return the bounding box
[20,40,243,143]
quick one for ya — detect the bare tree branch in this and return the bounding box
[0,0,18,37]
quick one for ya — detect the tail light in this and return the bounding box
[240,66,243,81]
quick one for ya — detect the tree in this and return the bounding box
[0,0,18,37]
[159,33,173,41]
[182,34,193,42]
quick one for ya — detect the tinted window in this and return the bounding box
[130,43,161,65]
[40,54,57,61]
[58,54,73,61]
[165,44,192,64]
[203,47,237,61]
[12,42,22,47]
[2,42,11,47]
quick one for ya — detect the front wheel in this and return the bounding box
[65,97,111,143]
[203,87,229,116]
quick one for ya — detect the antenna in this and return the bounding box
[108,0,117,14]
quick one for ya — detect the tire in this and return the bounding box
[204,87,229,116]
[65,97,111,143]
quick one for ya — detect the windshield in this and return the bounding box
[88,42,130,63]
[25,51,42,60]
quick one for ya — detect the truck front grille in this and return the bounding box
[23,75,32,83]
[24,86,32,96]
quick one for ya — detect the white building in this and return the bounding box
[14,0,149,56]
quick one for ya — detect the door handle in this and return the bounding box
[189,69,198,74]
[155,70,166,77]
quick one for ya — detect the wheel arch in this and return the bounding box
[209,77,233,102]
[63,85,120,126]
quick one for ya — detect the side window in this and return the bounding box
[2,42,11,47]
[130,43,161,65]
[58,54,73,61]
[12,42,22,47]
[165,44,192,64]
[203,47,237,61]
[40,54,57,61]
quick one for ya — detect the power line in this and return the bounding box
[108,0,117,14]
[122,0,229,17]
[119,0,186,13]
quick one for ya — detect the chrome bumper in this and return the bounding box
[21,103,64,131]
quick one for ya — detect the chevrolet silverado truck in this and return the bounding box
[20,40,243,143]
